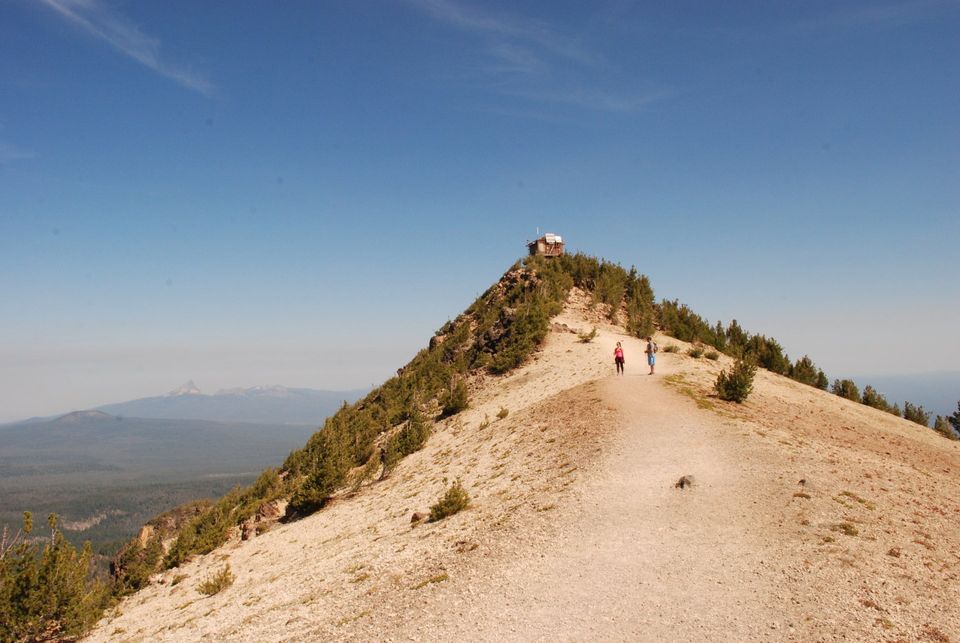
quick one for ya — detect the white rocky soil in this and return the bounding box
[88,290,960,642]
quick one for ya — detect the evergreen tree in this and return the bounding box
[0,513,108,642]
[861,385,896,414]
[933,415,958,440]
[789,355,819,387]
[950,401,960,434]
[725,319,748,354]
[743,335,790,374]
[715,356,758,403]
[902,402,931,427]
[831,379,860,402]
[815,369,829,390]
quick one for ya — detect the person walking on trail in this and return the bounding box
[614,342,625,375]
[645,336,658,375]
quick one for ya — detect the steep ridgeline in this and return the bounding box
[0,252,900,641]
[122,255,664,576]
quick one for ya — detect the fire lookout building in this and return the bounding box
[527,233,565,257]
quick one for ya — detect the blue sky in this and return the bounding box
[1,0,958,421]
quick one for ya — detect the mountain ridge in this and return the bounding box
[86,283,960,641]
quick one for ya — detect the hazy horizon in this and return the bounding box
[2,1,957,422]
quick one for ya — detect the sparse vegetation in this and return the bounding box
[662,344,680,353]
[830,522,859,537]
[578,327,598,343]
[428,480,471,522]
[197,564,234,596]
[839,491,876,510]
[412,573,449,589]
[704,350,719,360]
[714,356,758,403]
[687,346,704,358]
[496,407,509,420]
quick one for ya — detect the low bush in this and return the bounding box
[687,346,704,358]
[704,350,720,361]
[496,407,509,420]
[197,564,234,596]
[662,344,680,353]
[428,480,470,522]
[714,356,757,403]
[578,327,597,343]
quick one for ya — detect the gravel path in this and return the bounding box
[388,374,785,642]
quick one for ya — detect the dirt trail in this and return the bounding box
[388,373,786,642]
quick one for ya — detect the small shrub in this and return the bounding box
[496,407,509,420]
[704,350,720,361]
[578,327,597,343]
[687,346,704,358]
[428,480,470,522]
[714,356,757,403]
[412,573,449,589]
[830,522,859,537]
[197,564,234,596]
[662,344,680,353]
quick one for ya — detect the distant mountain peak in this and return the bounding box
[168,380,202,397]
[214,385,293,397]
[55,409,116,422]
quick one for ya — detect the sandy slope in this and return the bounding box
[88,291,960,642]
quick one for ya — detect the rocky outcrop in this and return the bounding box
[241,499,287,540]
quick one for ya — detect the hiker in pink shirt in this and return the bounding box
[614,342,625,376]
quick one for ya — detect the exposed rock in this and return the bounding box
[411,512,427,523]
[258,500,285,521]
[137,525,155,549]
[675,475,695,489]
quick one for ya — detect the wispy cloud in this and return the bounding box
[505,87,671,113]
[0,142,35,165]
[406,0,662,113]
[37,0,214,96]
[408,0,598,66]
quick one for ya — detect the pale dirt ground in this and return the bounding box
[87,290,960,642]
